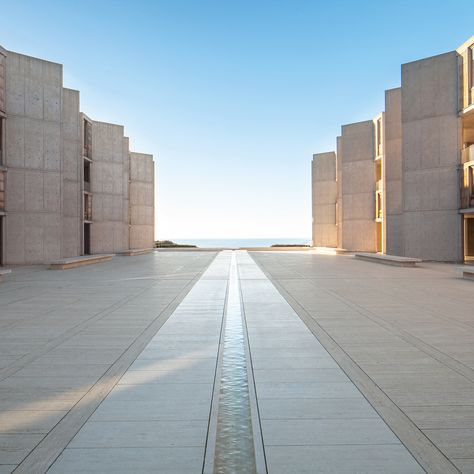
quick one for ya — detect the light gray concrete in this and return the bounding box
[129,152,154,250]
[312,152,337,248]
[238,251,422,473]
[0,251,216,472]
[401,52,462,262]
[0,45,156,265]
[252,250,474,472]
[8,250,474,472]
[48,252,230,473]
[89,121,130,254]
[340,121,376,252]
[385,87,403,257]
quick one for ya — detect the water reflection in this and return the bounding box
[214,253,256,473]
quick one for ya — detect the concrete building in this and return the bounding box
[129,152,155,250]
[458,37,474,261]
[401,50,462,262]
[384,88,403,256]
[339,120,377,252]
[312,34,474,262]
[0,45,155,265]
[311,152,337,248]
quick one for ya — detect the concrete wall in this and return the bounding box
[4,51,65,264]
[129,152,154,249]
[384,88,403,256]
[61,88,81,258]
[0,46,6,115]
[401,52,462,261]
[311,152,337,247]
[336,136,342,248]
[340,121,376,252]
[90,121,129,254]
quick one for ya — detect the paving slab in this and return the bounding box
[47,252,230,473]
[238,251,423,473]
[0,251,217,471]
[251,250,474,473]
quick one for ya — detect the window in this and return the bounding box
[84,193,92,221]
[0,170,4,211]
[470,165,474,206]
[470,46,474,105]
[375,117,383,157]
[83,119,92,158]
[0,117,3,165]
[376,191,383,220]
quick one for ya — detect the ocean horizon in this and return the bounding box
[166,238,311,248]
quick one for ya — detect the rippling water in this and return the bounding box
[214,254,257,474]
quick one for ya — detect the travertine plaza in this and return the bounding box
[2,36,474,474]
[312,35,474,262]
[0,45,155,265]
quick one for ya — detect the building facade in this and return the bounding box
[311,152,337,248]
[312,34,474,263]
[0,46,155,265]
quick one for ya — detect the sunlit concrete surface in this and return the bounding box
[3,250,474,472]
[0,251,216,472]
[48,251,419,473]
[251,251,474,473]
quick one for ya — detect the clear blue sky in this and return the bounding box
[1,1,473,239]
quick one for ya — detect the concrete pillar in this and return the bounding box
[129,152,155,249]
[401,51,462,262]
[340,121,376,252]
[311,152,337,247]
[384,87,403,256]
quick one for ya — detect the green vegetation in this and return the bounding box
[154,240,197,248]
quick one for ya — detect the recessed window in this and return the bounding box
[0,117,3,165]
[470,46,474,104]
[83,119,92,159]
[375,117,383,157]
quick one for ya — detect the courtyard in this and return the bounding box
[0,251,473,472]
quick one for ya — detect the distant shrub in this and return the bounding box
[154,240,197,248]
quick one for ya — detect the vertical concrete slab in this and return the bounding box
[4,51,64,264]
[340,121,376,252]
[90,121,129,254]
[401,52,462,261]
[385,88,403,256]
[336,136,343,249]
[312,152,337,247]
[129,152,155,249]
[61,88,81,258]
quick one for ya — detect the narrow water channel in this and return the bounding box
[213,252,257,473]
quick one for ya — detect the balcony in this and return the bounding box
[462,145,474,164]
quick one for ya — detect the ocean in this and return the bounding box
[168,238,311,248]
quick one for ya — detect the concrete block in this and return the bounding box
[24,171,43,211]
[24,118,43,169]
[4,213,25,264]
[5,169,25,211]
[44,121,61,170]
[5,116,25,167]
[43,172,60,212]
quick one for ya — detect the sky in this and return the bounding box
[1,1,473,239]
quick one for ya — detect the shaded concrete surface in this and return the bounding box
[0,251,216,472]
[251,251,474,473]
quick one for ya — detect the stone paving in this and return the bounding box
[251,251,474,474]
[1,250,473,472]
[0,252,216,472]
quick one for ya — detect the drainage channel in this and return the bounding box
[203,251,266,474]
